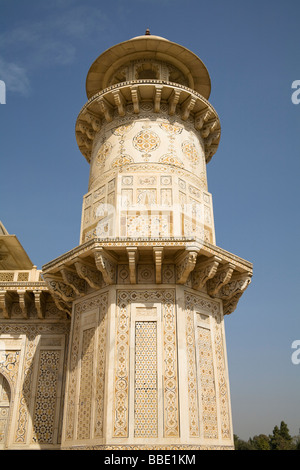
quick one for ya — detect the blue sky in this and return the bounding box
[1,0,300,441]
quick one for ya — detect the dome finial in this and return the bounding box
[145,28,150,35]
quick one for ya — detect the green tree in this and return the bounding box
[250,434,270,450]
[269,421,294,450]
[234,434,254,450]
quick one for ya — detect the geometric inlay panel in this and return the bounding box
[134,321,158,438]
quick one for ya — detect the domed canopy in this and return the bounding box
[86,33,211,100]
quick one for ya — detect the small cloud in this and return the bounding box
[0,4,109,96]
[0,56,30,96]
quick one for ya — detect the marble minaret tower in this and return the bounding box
[43,32,253,450]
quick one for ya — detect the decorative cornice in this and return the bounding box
[75,80,220,164]
[39,237,252,317]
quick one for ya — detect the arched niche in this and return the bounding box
[0,373,11,447]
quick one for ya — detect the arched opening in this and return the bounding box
[0,373,11,446]
[136,63,159,80]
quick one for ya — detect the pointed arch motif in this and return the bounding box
[0,373,11,446]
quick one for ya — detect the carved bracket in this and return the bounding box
[126,247,139,284]
[0,290,13,319]
[181,95,196,121]
[153,247,164,284]
[82,110,102,132]
[18,289,32,318]
[192,256,222,290]
[44,274,76,303]
[223,292,243,316]
[60,266,86,297]
[218,273,252,301]
[33,290,46,319]
[130,86,141,113]
[153,85,163,113]
[176,248,199,284]
[97,97,113,122]
[194,108,212,130]
[201,119,218,138]
[74,258,104,289]
[112,89,126,117]
[168,89,181,115]
[94,248,117,285]
[207,263,235,297]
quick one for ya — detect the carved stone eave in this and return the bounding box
[75,81,221,164]
[41,237,252,317]
[0,283,50,319]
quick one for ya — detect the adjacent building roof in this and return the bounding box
[0,221,34,270]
